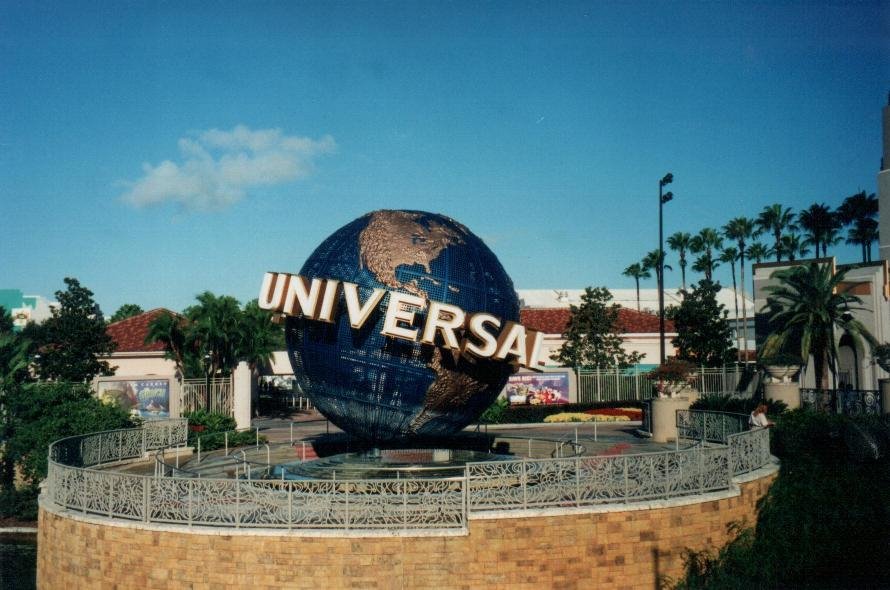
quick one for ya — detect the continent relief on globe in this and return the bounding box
[261,209,542,440]
[359,211,503,433]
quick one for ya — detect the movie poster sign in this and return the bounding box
[97,379,170,419]
[504,371,571,405]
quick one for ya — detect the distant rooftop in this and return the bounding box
[517,288,753,320]
[520,307,675,336]
[106,309,179,353]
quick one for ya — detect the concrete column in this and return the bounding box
[233,361,254,430]
[651,397,693,443]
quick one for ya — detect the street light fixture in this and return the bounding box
[658,173,674,365]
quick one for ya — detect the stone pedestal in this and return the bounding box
[881,379,890,416]
[764,382,800,410]
[651,397,693,443]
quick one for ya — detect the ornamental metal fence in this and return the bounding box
[577,365,747,403]
[799,388,883,416]
[181,378,234,415]
[44,411,773,532]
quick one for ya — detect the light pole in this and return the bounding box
[204,353,212,411]
[658,173,674,365]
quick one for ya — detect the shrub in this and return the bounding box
[486,401,643,424]
[691,394,787,416]
[186,410,264,451]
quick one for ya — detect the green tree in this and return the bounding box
[553,287,644,370]
[719,246,741,353]
[0,309,31,497]
[761,262,876,388]
[667,231,693,291]
[146,294,284,379]
[779,232,810,261]
[622,262,650,312]
[672,279,737,366]
[837,191,879,263]
[2,382,132,518]
[690,228,722,281]
[723,217,757,361]
[798,203,838,258]
[756,204,797,262]
[29,277,116,382]
[237,299,284,371]
[641,249,672,290]
[109,303,144,323]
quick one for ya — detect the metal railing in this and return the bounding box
[799,388,883,416]
[44,411,773,531]
[181,378,234,415]
[578,365,747,403]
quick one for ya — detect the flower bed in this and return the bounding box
[543,413,631,423]
[584,407,643,420]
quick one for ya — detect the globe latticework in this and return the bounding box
[286,210,519,442]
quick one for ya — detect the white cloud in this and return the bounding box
[120,125,336,211]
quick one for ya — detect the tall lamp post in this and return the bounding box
[204,353,212,411]
[658,173,674,365]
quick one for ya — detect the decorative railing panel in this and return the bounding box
[728,427,772,475]
[676,410,748,443]
[45,412,772,530]
[466,446,732,512]
[800,388,882,416]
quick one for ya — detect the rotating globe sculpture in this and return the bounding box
[285,210,520,442]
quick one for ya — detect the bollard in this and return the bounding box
[197,438,202,464]
[290,423,294,444]
[256,428,260,448]
[225,431,229,455]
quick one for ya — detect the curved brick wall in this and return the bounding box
[37,468,775,590]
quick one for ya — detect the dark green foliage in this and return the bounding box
[674,410,890,589]
[1,382,133,519]
[553,287,644,370]
[479,397,509,424]
[481,401,642,424]
[761,263,876,388]
[5,382,133,484]
[27,278,116,382]
[186,409,264,450]
[672,279,737,367]
[0,306,13,334]
[146,294,282,379]
[108,303,144,323]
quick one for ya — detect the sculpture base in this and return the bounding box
[764,382,800,410]
[651,397,694,443]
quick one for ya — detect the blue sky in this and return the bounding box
[2,1,888,314]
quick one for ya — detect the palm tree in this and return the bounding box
[237,300,283,371]
[185,292,244,377]
[719,247,742,354]
[746,242,770,311]
[779,233,810,262]
[755,204,797,262]
[642,249,672,303]
[145,311,188,376]
[798,203,837,258]
[723,217,757,361]
[836,191,878,263]
[761,263,876,388]
[690,228,722,281]
[622,262,651,312]
[666,232,693,291]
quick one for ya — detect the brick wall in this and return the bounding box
[38,471,774,590]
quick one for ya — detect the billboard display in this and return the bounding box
[504,371,571,405]
[97,379,171,419]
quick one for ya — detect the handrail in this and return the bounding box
[43,411,772,531]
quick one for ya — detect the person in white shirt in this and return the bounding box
[749,403,774,429]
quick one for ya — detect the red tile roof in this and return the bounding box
[106,309,179,353]
[519,307,675,336]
